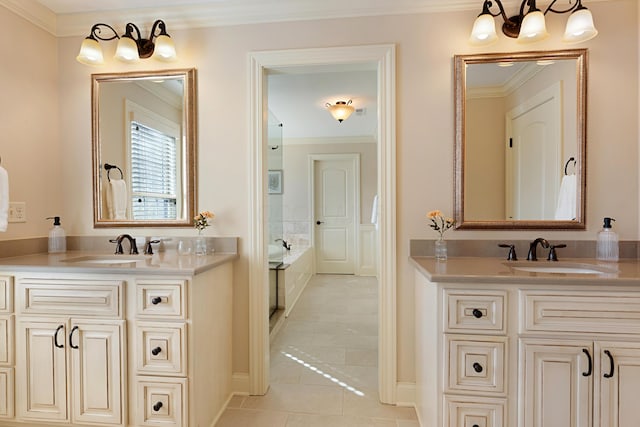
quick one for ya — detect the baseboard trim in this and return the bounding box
[232,372,250,395]
[396,382,416,407]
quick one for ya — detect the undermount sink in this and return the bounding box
[61,255,148,265]
[507,262,618,275]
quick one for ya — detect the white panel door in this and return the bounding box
[71,319,124,425]
[506,83,561,220]
[314,157,357,274]
[16,318,68,422]
[521,339,592,427]
[596,341,640,427]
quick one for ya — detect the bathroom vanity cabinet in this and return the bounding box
[0,253,234,427]
[413,257,640,427]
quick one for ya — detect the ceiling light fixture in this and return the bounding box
[326,100,354,123]
[469,0,597,46]
[77,20,177,66]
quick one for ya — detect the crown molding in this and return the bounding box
[0,0,617,37]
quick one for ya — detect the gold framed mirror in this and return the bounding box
[92,68,197,228]
[454,49,587,229]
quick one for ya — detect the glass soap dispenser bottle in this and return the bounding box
[596,217,618,262]
[46,216,67,254]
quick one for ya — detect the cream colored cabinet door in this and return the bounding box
[71,319,125,425]
[16,317,124,425]
[16,318,69,422]
[520,339,593,427]
[595,341,640,427]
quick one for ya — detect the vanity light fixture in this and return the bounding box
[326,100,354,123]
[77,20,177,66]
[469,0,597,46]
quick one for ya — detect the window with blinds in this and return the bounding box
[130,121,178,220]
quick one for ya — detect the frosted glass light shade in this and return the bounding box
[563,8,598,43]
[152,35,177,61]
[76,37,104,66]
[469,14,498,46]
[115,37,140,63]
[517,10,549,43]
[327,101,354,123]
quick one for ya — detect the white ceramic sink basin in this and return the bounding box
[507,262,618,275]
[62,255,148,265]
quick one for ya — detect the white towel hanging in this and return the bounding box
[554,174,577,220]
[107,179,128,220]
[0,166,8,232]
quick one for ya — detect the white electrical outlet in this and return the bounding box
[8,202,26,223]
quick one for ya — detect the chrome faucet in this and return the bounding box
[109,234,139,255]
[527,238,550,261]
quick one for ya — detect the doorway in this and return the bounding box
[248,45,397,404]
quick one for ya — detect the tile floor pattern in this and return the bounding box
[216,274,419,427]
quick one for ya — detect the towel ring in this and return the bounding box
[104,163,123,182]
[564,157,576,176]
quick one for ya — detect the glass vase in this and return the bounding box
[435,239,447,261]
[195,232,207,256]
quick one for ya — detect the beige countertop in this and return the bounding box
[0,250,237,276]
[410,256,640,285]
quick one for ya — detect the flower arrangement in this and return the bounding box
[427,210,455,240]
[194,210,215,233]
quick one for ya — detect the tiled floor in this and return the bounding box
[216,274,419,427]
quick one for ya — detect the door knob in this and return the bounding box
[316,221,324,225]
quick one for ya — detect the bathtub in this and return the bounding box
[271,246,314,317]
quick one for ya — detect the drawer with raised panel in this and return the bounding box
[16,279,123,317]
[136,280,187,319]
[445,395,506,427]
[446,335,507,394]
[445,290,506,334]
[136,321,186,376]
[0,367,14,418]
[521,289,640,334]
[0,276,13,314]
[136,376,187,427]
[0,316,13,365]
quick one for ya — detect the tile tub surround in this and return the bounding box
[410,239,639,259]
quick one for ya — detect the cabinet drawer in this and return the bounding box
[446,335,507,394]
[136,376,187,427]
[445,395,506,427]
[445,290,506,334]
[0,367,14,419]
[521,290,640,334]
[136,280,187,319]
[0,316,13,365]
[0,276,13,314]
[17,279,123,317]
[136,322,186,376]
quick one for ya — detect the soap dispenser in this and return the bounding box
[46,216,66,254]
[596,217,619,262]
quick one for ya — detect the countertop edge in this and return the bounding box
[0,251,238,276]
[410,256,640,285]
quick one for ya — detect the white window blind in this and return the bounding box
[130,121,177,220]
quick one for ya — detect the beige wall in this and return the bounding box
[1,0,638,383]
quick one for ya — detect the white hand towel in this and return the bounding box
[554,174,577,220]
[107,179,128,220]
[370,194,379,230]
[0,166,8,232]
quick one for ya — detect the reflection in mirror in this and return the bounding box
[454,50,587,229]
[92,68,197,227]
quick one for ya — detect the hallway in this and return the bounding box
[216,274,418,426]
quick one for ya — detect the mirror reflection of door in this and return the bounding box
[506,83,561,220]
[313,155,358,274]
